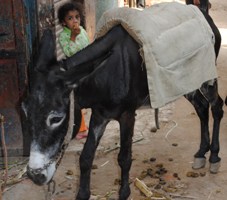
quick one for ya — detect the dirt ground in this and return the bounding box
[2,0,227,199]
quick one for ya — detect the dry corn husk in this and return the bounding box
[134,178,153,197]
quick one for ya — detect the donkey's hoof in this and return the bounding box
[210,162,221,174]
[192,157,206,169]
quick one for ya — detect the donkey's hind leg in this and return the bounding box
[200,80,223,173]
[185,90,211,169]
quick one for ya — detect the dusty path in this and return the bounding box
[2,1,227,200]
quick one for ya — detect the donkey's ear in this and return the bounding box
[53,68,79,89]
[36,29,56,71]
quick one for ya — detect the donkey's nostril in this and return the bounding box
[28,173,47,186]
[27,167,47,185]
[34,173,47,185]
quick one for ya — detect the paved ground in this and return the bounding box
[2,0,227,199]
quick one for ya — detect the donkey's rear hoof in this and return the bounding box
[210,161,220,174]
[192,157,206,169]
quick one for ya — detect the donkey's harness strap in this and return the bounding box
[55,90,75,168]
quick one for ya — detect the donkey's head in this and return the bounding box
[22,29,80,185]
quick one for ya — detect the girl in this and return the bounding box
[185,0,211,14]
[58,2,89,139]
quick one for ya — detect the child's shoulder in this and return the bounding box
[80,26,87,32]
[80,26,89,36]
[59,27,71,37]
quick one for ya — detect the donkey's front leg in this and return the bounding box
[118,111,135,200]
[76,112,108,200]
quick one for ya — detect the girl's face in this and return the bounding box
[63,10,81,30]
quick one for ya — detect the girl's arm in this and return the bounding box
[59,32,81,57]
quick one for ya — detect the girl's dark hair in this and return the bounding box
[57,2,85,25]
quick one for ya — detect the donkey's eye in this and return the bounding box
[46,111,66,129]
[50,117,63,124]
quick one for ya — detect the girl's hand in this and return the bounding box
[73,24,81,34]
[70,25,81,41]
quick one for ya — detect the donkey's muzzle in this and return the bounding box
[27,166,47,185]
